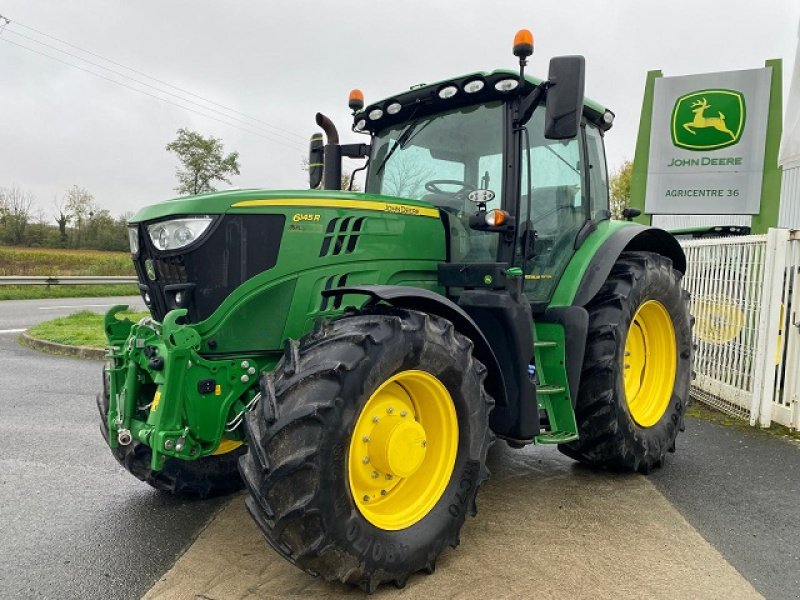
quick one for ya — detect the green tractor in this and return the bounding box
[100,31,692,591]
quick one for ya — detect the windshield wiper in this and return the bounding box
[374,115,432,175]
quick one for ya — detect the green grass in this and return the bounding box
[27,310,149,349]
[0,284,139,301]
[687,401,800,443]
[0,245,135,276]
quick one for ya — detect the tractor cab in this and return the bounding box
[313,55,614,309]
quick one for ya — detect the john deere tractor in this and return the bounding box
[100,31,692,591]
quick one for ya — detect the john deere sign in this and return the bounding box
[645,68,772,214]
[671,89,745,151]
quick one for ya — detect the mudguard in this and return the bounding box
[322,285,508,407]
[573,225,686,307]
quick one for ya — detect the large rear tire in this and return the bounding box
[97,369,244,498]
[559,251,692,473]
[239,308,493,592]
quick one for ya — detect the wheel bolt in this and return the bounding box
[362,435,371,443]
[371,471,379,479]
[421,440,427,448]
[363,495,370,502]
[372,416,379,423]
[624,364,630,369]
[363,456,370,464]
[385,474,393,480]
[386,407,394,414]
[400,410,408,417]
[380,489,387,496]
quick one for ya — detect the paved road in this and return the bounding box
[0,297,227,599]
[0,296,145,331]
[1,297,799,599]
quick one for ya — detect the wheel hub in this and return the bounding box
[369,416,427,478]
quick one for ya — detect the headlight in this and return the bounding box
[128,226,139,255]
[147,216,213,251]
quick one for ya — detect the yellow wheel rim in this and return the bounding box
[212,438,243,455]
[348,370,458,530]
[623,300,677,428]
[694,294,745,344]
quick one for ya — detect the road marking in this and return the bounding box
[37,303,117,310]
[0,328,25,334]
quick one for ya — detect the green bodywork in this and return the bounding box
[104,188,636,469]
[103,71,636,469]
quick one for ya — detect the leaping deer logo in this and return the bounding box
[682,98,736,140]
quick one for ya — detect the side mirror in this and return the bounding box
[622,207,642,221]
[308,133,324,189]
[520,227,537,260]
[544,55,585,140]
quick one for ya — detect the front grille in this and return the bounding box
[135,214,285,322]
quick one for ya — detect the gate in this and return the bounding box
[680,229,800,429]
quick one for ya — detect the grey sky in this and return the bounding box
[1,0,798,217]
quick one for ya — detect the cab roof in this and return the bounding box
[352,68,611,134]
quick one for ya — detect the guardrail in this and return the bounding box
[0,275,137,285]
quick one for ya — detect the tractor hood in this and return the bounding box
[128,189,438,223]
[126,189,446,337]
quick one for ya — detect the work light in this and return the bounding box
[494,78,519,92]
[127,227,139,255]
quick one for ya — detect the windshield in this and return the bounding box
[366,102,504,262]
[366,102,504,207]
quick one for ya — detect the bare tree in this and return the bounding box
[64,185,95,247]
[53,196,71,243]
[382,154,434,200]
[0,186,34,245]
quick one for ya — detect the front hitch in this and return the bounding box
[103,307,267,471]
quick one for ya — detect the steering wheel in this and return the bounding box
[424,180,477,210]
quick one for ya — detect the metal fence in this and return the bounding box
[680,229,800,429]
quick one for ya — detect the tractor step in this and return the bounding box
[533,340,558,348]
[534,430,579,444]
[536,385,565,395]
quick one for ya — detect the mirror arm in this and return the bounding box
[341,143,371,159]
[517,83,547,128]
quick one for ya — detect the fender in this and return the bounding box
[322,285,508,407]
[573,225,686,307]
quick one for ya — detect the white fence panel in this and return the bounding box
[681,235,768,420]
[680,229,800,429]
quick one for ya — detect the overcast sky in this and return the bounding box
[1,0,798,217]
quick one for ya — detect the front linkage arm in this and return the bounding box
[104,306,265,471]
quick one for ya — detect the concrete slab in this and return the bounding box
[144,444,762,600]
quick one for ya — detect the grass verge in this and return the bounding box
[26,309,149,349]
[0,245,134,276]
[687,400,800,443]
[0,284,139,301]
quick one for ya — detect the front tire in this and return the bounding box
[97,369,245,498]
[559,251,692,473]
[239,308,493,592]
